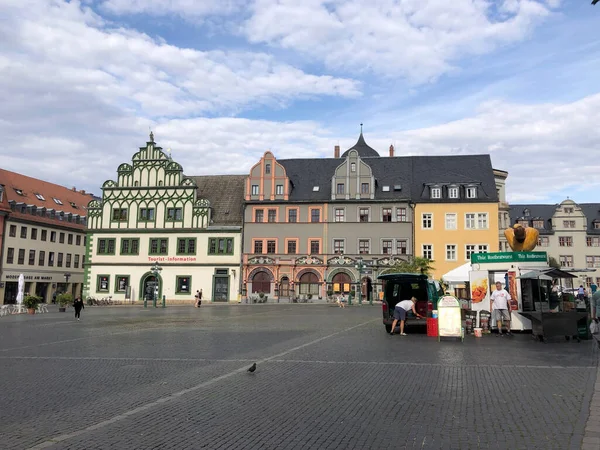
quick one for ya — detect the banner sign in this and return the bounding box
[471,252,547,264]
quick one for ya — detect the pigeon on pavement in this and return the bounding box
[247,363,257,373]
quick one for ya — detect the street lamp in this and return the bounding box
[150,262,162,308]
[274,282,279,303]
[355,257,365,305]
[64,272,71,295]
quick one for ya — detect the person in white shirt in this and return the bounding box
[491,282,512,336]
[389,297,424,336]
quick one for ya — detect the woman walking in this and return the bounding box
[74,297,84,321]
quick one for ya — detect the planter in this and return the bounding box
[59,307,66,312]
[27,308,36,315]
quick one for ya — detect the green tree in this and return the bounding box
[381,257,435,277]
[548,256,560,269]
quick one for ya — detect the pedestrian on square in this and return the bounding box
[73,296,84,321]
[195,289,202,307]
[389,297,424,336]
[336,293,346,308]
[491,282,512,336]
[592,290,600,321]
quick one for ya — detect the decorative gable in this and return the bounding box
[245,151,290,201]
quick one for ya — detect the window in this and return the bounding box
[448,187,459,199]
[74,254,79,268]
[337,183,345,194]
[207,237,234,255]
[6,248,14,264]
[166,207,183,221]
[586,256,600,268]
[431,187,441,199]
[560,255,573,268]
[35,193,45,200]
[465,214,476,229]
[288,209,298,223]
[359,208,369,222]
[382,186,390,192]
[67,234,73,245]
[382,208,392,222]
[50,231,56,242]
[112,208,128,221]
[446,245,456,261]
[466,187,477,199]
[466,245,476,260]
[176,276,191,294]
[335,208,345,222]
[29,228,37,240]
[177,238,196,255]
[39,250,45,266]
[9,225,16,237]
[359,239,370,254]
[84,236,87,246]
[594,222,600,230]
[97,238,116,255]
[76,235,81,246]
[310,240,320,254]
[20,226,27,238]
[445,213,457,230]
[253,240,263,254]
[119,238,139,255]
[53,197,63,205]
[477,244,488,253]
[66,253,71,268]
[97,275,109,292]
[392,240,406,256]
[48,252,55,267]
[57,253,63,267]
[518,220,529,228]
[422,244,432,260]
[276,185,283,195]
[351,162,356,172]
[559,236,573,247]
[299,272,319,296]
[333,239,345,254]
[477,213,488,229]
[563,220,576,228]
[59,232,65,244]
[396,207,407,222]
[139,208,155,221]
[116,276,130,293]
[361,183,369,194]
[312,186,319,192]
[564,207,574,213]
[265,163,271,174]
[533,220,544,229]
[538,236,550,247]
[287,240,297,254]
[266,240,276,254]
[311,209,320,223]
[422,213,432,229]
[268,209,277,223]
[251,185,259,195]
[382,240,393,254]
[149,238,168,255]
[255,209,264,223]
[41,230,47,241]
[587,237,600,247]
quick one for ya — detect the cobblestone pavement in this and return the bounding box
[0,304,598,449]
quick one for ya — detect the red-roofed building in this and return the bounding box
[0,169,96,304]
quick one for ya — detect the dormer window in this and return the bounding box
[312,186,320,192]
[533,220,544,229]
[466,187,477,199]
[382,186,390,192]
[518,220,529,228]
[431,187,441,199]
[53,197,63,205]
[393,185,402,191]
[523,208,530,217]
[14,188,24,196]
[70,202,78,209]
[448,187,459,199]
[35,193,45,201]
[351,163,356,172]
[265,163,271,174]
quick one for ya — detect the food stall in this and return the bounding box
[517,268,588,342]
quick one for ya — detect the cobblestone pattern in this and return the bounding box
[0,305,597,450]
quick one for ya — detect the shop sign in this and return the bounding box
[471,251,547,264]
[3,274,54,281]
[437,295,462,338]
[148,256,197,263]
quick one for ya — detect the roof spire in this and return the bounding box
[360,123,363,134]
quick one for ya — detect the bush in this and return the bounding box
[24,295,42,309]
[57,293,73,307]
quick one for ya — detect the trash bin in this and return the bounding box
[479,310,492,334]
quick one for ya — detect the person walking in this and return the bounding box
[195,289,203,307]
[491,282,512,336]
[336,293,346,308]
[73,296,84,321]
[389,297,424,336]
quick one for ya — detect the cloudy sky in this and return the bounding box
[0,0,598,203]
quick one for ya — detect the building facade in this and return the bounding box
[412,156,500,280]
[84,135,244,303]
[494,169,510,252]
[242,135,417,302]
[510,199,600,289]
[0,169,93,304]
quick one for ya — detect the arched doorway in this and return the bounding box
[140,273,162,302]
[362,276,373,302]
[280,276,290,298]
[299,272,320,297]
[332,272,352,294]
[252,271,271,294]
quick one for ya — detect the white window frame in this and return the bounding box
[396,239,408,255]
[466,187,477,199]
[465,244,476,261]
[477,244,488,253]
[381,239,393,255]
[358,207,370,223]
[334,208,345,223]
[251,185,259,195]
[421,244,433,260]
[431,187,441,199]
[445,244,457,261]
[276,185,284,195]
[445,213,457,230]
[396,207,407,222]
[465,213,476,230]
[421,213,433,229]
[477,213,488,229]
[448,187,459,199]
[358,238,371,255]
[351,162,356,172]
[333,239,345,254]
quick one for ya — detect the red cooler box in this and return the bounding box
[427,318,438,337]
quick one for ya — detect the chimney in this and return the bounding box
[389,145,394,157]
[72,186,76,191]
[79,190,86,195]
[334,145,340,158]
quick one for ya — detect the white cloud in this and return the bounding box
[100,0,244,18]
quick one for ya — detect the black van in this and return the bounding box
[378,273,443,333]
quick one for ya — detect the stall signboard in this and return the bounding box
[507,271,519,311]
[471,251,547,264]
[469,270,490,325]
[437,295,463,341]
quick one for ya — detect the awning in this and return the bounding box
[518,268,578,280]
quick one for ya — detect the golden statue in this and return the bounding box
[504,223,539,252]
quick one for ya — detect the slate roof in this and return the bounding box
[511,203,600,235]
[341,132,380,158]
[190,175,245,226]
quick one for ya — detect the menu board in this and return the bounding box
[438,295,462,339]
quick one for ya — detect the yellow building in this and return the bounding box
[411,156,501,280]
